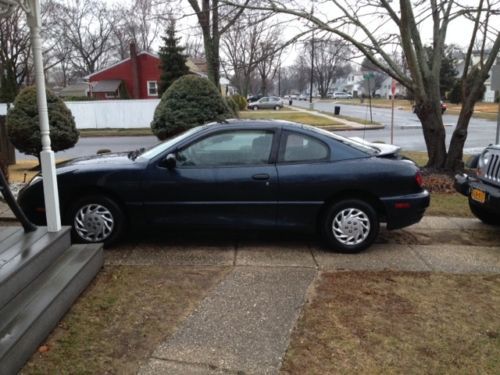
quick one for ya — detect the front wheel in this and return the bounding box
[66,195,126,246]
[469,201,500,226]
[274,105,281,110]
[321,199,379,253]
[253,106,259,111]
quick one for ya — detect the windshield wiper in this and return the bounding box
[128,147,145,160]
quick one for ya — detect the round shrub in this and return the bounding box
[151,75,232,140]
[224,96,239,118]
[6,86,79,163]
[231,94,248,111]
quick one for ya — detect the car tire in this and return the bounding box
[274,105,281,110]
[66,195,126,246]
[469,201,500,226]
[253,106,259,111]
[321,199,379,253]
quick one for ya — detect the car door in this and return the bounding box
[275,130,332,229]
[144,128,279,228]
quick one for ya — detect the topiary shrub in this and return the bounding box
[224,96,239,118]
[6,86,79,166]
[231,94,248,111]
[151,75,232,140]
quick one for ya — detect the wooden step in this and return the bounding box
[0,227,71,310]
[0,243,103,374]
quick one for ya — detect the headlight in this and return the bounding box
[29,175,42,186]
[477,150,490,177]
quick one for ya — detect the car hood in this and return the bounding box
[56,152,135,169]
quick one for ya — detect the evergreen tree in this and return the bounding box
[158,20,190,96]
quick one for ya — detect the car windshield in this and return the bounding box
[137,126,205,160]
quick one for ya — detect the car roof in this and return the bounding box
[203,119,309,131]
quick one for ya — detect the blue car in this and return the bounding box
[18,120,429,252]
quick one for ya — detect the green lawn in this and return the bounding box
[240,110,345,127]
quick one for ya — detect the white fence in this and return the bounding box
[66,99,160,129]
[0,99,160,129]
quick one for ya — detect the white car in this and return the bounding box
[332,92,353,99]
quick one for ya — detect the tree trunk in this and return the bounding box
[415,99,447,169]
[445,70,486,171]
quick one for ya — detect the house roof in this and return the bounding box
[85,51,206,80]
[59,82,91,96]
[92,79,122,93]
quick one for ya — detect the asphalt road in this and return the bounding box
[14,101,498,160]
[294,100,498,153]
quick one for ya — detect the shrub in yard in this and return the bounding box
[231,94,248,111]
[6,86,79,166]
[224,96,239,118]
[448,80,462,104]
[151,75,232,140]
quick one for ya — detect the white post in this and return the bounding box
[27,0,61,231]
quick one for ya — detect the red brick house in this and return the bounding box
[86,43,207,100]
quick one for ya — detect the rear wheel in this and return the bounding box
[66,195,125,246]
[321,199,379,253]
[469,201,500,225]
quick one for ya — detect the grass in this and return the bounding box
[8,160,41,183]
[281,271,500,374]
[240,110,344,127]
[22,265,229,374]
[427,192,473,217]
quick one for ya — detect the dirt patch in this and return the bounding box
[378,227,500,246]
[21,265,230,374]
[281,271,500,374]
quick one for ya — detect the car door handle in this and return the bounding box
[252,173,270,181]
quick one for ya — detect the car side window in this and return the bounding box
[176,130,274,167]
[280,132,329,163]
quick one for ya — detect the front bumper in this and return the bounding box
[454,173,500,213]
[380,190,430,230]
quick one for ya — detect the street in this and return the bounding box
[14,102,498,161]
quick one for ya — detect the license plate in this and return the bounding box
[471,188,486,203]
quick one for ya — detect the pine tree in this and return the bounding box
[158,20,190,96]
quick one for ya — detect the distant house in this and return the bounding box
[455,53,499,103]
[334,72,365,97]
[377,77,407,99]
[59,82,93,98]
[84,43,233,100]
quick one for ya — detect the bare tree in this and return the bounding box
[110,0,165,60]
[256,36,282,95]
[185,0,251,88]
[222,13,278,96]
[185,35,206,60]
[0,6,30,102]
[47,0,116,75]
[225,0,500,172]
[303,38,352,98]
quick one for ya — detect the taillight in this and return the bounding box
[415,171,423,188]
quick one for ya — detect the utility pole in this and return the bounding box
[309,32,314,106]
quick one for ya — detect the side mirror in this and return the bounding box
[162,153,177,169]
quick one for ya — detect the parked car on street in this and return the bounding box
[18,120,430,252]
[455,144,500,225]
[247,96,284,110]
[298,94,308,101]
[332,92,353,99]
